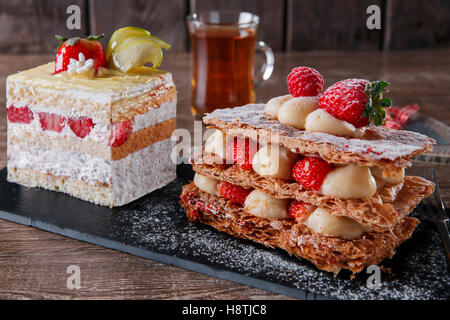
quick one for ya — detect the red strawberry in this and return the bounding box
[6,105,34,124]
[218,181,252,204]
[292,157,332,191]
[38,112,66,133]
[228,137,260,171]
[109,121,133,147]
[319,79,392,128]
[287,66,324,97]
[288,201,315,223]
[68,116,95,139]
[54,35,107,74]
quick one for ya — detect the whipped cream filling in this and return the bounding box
[204,131,380,200]
[197,177,369,239]
[244,189,289,220]
[7,98,176,144]
[8,138,175,188]
[193,173,219,195]
[305,207,370,240]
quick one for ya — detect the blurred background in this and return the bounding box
[1,0,449,54]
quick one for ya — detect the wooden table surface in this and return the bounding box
[0,51,449,299]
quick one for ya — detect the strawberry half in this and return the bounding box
[7,105,34,124]
[292,157,332,191]
[68,116,95,139]
[54,35,107,74]
[218,181,252,205]
[228,137,260,171]
[288,200,315,223]
[109,121,133,147]
[38,112,66,133]
[319,79,392,128]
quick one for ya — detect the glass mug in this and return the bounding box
[187,11,274,115]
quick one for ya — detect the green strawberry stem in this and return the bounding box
[362,81,392,126]
[55,34,104,51]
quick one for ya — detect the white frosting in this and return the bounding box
[133,98,176,132]
[111,139,176,205]
[67,53,95,75]
[7,139,176,206]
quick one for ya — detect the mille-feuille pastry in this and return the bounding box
[180,66,435,274]
[7,27,176,207]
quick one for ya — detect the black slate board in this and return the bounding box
[0,166,448,300]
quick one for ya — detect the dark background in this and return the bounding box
[1,0,449,54]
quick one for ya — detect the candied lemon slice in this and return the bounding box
[106,26,151,61]
[111,36,164,71]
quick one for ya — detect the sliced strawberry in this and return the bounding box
[228,137,260,171]
[292,157,332,191]
[288,200,315,223]
[109,121,133,147]
[68,116,95,139]
[218,181,252,205]
[38,112,66,132]
[6,105,34,124]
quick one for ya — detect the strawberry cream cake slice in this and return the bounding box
[6,28,176,207]
[180,67,435,274]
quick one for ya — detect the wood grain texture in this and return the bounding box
[0,51,449,299]
[286,0,383,51]
[0,0,87,53]
[191,0,285,51]
[384,0,450,50]
[89,0,189,52]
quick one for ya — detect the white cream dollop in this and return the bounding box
[278,96,318,129]
[264,94,292,119]
[252,144,298,180]
[67,52,95,76]
[319,164,377,199]
[193,173,219,195]
[305,208,369,240]
[204,129,232,160]
[244,189,289,220]
[305,109,364,137]
[371,166,405,185]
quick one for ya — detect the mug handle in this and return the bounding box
[254,40,274,89]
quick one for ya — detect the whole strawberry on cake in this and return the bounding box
[180,66,436,275]
[7,27,176,207]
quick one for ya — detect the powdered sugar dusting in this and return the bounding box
[204,104,435,165]
[106,173,448,300]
